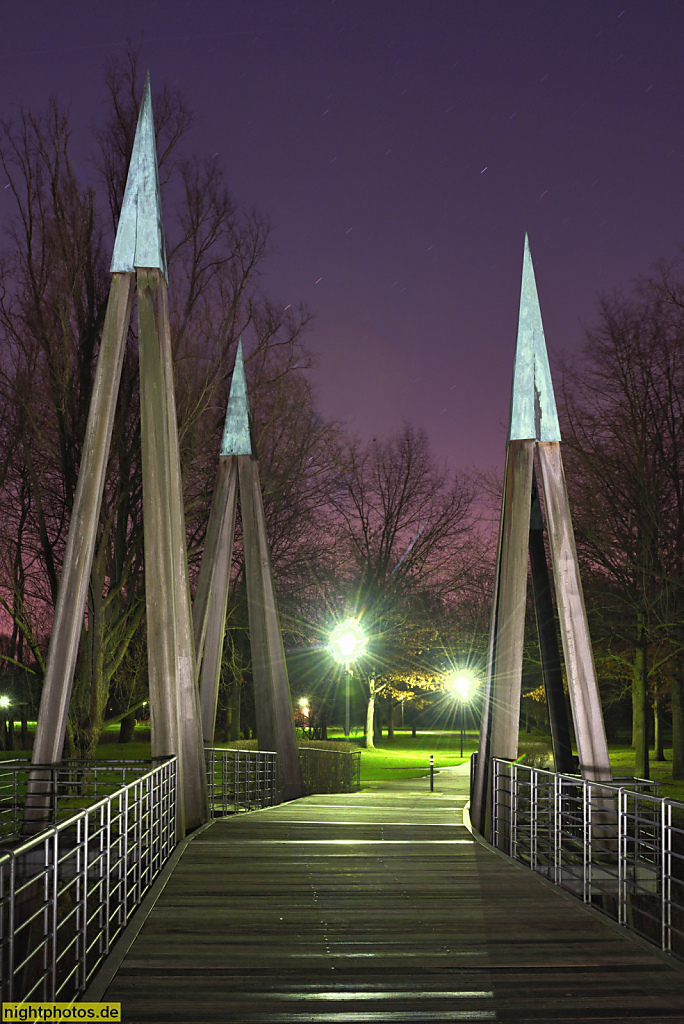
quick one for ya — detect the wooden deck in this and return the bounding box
[93,768,684,1022]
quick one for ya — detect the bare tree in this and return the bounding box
[330,423,476,741]
[563,266,684,778]
[0,57,316,755]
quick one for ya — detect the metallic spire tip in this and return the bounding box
[508,237,561,444]
[110,73,168,280]
[221,341,256,458]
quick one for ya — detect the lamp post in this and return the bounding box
[298,697,310,739]
[447,672,478,757]
[329,619,367,738]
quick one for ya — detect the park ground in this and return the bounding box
[3,725,684,802]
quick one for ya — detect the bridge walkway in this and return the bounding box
[89,765,684,1022]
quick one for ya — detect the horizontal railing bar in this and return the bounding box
[489,756,684,964]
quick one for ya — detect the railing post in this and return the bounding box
[662,800,670,952]
[618,787,626,925]
[586,782,593,904]
[531,768,538,870]
[492,759,499,848]
[8,853,16,1001]
[234,749,240,811]
[553,772,561,885]
[511,762,517,859]
[80,814,88,990]
[49,830,58,1000]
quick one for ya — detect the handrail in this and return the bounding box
[0,757,177,1003]
[2,744,362,1002]
[491,757,684,961]
[205,748,279,814]
[297,747,361,795]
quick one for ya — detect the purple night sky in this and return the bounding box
[1,1,683,477]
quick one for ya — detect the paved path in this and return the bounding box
[93,766,684,1022]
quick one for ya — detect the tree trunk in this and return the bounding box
[633,627,649,779]
[118,713,136,744]
[387,698,394,739]
[228,683,241,742]
[70,557,110,758]
[214,702,227,742]
[672,669,684,779]
[654,694,665,762]
[365,678,375,749]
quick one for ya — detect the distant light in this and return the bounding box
[329,619,367,666]
[447,672,477,703]
[0,696,9,708]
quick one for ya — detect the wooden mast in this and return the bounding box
[472,236,611,836]
[192,344,243,743]
[193,342,304,798]
[30,75,208,837]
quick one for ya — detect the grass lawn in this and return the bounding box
[5,724,684,803]
[351,732,472,783]
[328,729,557,784]
[604,744,684,803]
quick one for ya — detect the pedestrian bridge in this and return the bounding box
[80,764,684,1023]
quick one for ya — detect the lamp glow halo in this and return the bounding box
[329,619,367,666]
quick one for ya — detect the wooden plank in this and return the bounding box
[31,273,135,770]
[488,438,534,762]
[238,455,277,754]
[193,456,237,670]
[137,268,183,828]
[471,445,508,836]
[153,268,208,831]
[529,467,575,773]
[238,455,303,798]
[537,441,612,783]
[194,456,238,743]
[137,268,207,835]
[100,777,684,1022]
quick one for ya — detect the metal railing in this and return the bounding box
[298,746,361,795]
[205,748,279,815]
[0,757,176,1003]
[2,744,361,1002]
[205,746,361,811]
[0,759,169,840]
[491,758,684,960]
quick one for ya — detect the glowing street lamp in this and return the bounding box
[329,619,367,737]
[446,671,478,757]
[329,620,367,666]
[449,673,476,703]
[297,696,311,739]
[0,696,9,709]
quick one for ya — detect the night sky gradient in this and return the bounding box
[2,1,684,476]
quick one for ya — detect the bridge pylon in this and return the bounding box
[29,74,207,838]
[193,341,304,799]
[471,235,612,837]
